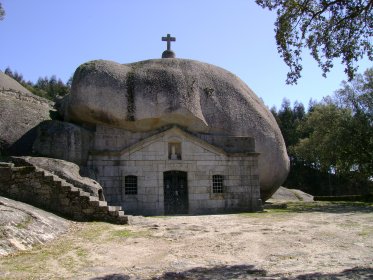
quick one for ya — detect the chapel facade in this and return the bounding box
[88,125,262,215]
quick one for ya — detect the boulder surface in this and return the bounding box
[269,186,314,202]
[65,59,289,200]
[0,196,70,256]
[0,72,53,155]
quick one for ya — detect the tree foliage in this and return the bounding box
[294,104,355,174]
[4,67,71,100]
[255,0,373,84]
[272,68,373,195]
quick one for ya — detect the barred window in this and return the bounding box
[212,175,224,193]
[124,175,137,195]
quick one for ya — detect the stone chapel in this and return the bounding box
[33,34,289,215]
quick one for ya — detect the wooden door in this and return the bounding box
[164,171,188,215]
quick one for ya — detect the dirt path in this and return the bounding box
[0,202,372,279]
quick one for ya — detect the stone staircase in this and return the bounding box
[0,162,128,224]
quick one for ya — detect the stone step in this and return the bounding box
[107,205,122,212]
[117,210,125,217]
[89,196,99,202]
[108,205,122,211]
[43,174,60,182]
[79,190,91,197]
[116,216,129,224]
[43,175,54,181]
[69,186,80,193]
[89,200,108,207]
[53,180,62,187]
[108,209,124,217]
[60,182,74,191]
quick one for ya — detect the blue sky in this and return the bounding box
[0,0,371,109]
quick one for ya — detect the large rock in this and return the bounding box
[33,120,93,165]
[63,59,289,200]
[269,186,314,202]
[0,72,53,155]
[0,196,70,256]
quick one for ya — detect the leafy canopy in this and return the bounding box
[294,68,373,177]
[271,68,373,194]
[256,0,373,84]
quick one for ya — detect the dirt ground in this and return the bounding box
[0,202,372,279]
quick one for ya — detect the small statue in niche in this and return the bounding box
[170,145,178,160]
[168,142,181,160]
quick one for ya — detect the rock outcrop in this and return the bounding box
[269,186,314,202]
[0,196,70,256]
[62,59,289,200]
[32,120,93,165]
[0,71,53,155]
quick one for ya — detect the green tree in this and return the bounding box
[255,0,373,84]
[273,98,306,147]
[35,75,70,98]
[293,69,373,193]
[294,104,355,174]
[3,67,71,100]
[4,67,25,84]
[331,68,373,177]
[333,67,373,123]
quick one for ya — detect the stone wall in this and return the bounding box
[0,162,127,224]
[88,127,262,215]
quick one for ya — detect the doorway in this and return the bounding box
[163,171,188,215]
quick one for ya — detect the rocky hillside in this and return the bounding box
[0,71,53,155]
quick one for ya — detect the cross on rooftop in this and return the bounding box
[162,34,176,51]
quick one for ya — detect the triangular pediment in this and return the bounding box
[91,126,227,157]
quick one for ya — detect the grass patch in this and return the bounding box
[110,229,149,239]
[0,238,89,276]
[111,229,136,238]
[358,227,373,237]
[75,222,111,241]
[0,223,102,277]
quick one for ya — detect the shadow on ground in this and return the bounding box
[288,267,373,280]
[90,266,373,280]
[151,265,266,279]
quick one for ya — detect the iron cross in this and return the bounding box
[162,34,176,51]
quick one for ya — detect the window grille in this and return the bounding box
[124,175,137,195]
[212,175,224,193]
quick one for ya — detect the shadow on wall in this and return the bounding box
[90,266,373,280]
[8,126,39,156]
